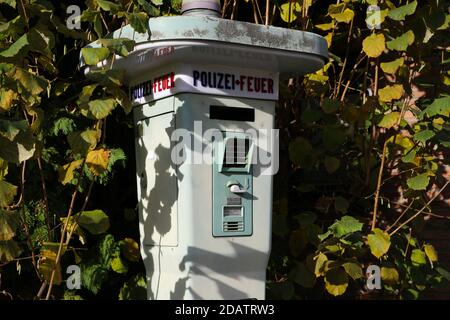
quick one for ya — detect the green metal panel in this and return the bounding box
[213,131,253,237]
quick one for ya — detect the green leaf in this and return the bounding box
[0,34,28,58]
[38,248,62,285]
[324,156,340,174]
[58,160,83,185]
[289,137,312,167]
[368,228,391,259]
[436,267,450,281]
[0,180,17,207]
[108,87,132,114]
[0,158,7,178]
[78,84,99,105]
[11,67,48,96]
[378,84,404,103]
[0,239,21,263]
[322,127,346,152]
[314,252,328,277]
[290,262,316,288]
[51,118,76,136]
[63,291,84,300]
[388,1,417,21]
[81,262,108,294]
[413,130,435,145]
[0,0,16,8]
[88,69,125,86]
[28,27,55,58]
[381,267,399,284]
[424,244,438,263]
[0,209,19,241]
[67,130,100,155]
[294,212,317,226]
[330,8,354,24]
[321,98,340,114]
[324,267,349,296]
[0,89,16,112]
[289,229,308,257]
[86,148,110,176]
[328,3,354,24]
[280,2,301,23]
[420,96,450,118]
[411,249,427,266]
[386,30,415,51]
[362,33,385,58]
[328,215,363,238]
[81,47,110,66]
[98,234,116,268]
[378,112,400,128]
[81,98,117,120]
[96,0,121,12]
[0,16,24,41]
[334,197,349,214]
[98,38,135,57]
[111,256,128,274]
[0,138,17,163]
[128,12,149,34]
[407,173,430,191]
[316,22,335,31]
[0,130,36,163]
[138,0,161,16]
[0,119,27,140]
[78,210,110,235]
[380,57,404,75]
[121,238,140,262]
[342,262,362,280]
[119,274,147,300]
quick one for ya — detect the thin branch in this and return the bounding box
[254,0,264,24]
[251,0,259,24]
[99,12,111,34]
[18,0,29,29]
[404,228,412,259]
[385,199,415,233]
[230,0,239,20]
[340,52,366,102]
[372,139,388,230]
[36,281,47,300]
[65,180,95,245]
[222,0,230,18]
[44,157,87,300]
[270,4,276,26]
[37,158,52,240]
[389,180,450,236]
[335,17,354,98]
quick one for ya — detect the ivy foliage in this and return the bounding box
[266,0,450,299]
[0,0,449,300]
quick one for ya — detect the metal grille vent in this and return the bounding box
[224,138,250,168]
[223,221,244,232]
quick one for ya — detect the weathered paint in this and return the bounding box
[82,16,327,77]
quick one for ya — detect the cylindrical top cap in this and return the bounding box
[182,0,221,17]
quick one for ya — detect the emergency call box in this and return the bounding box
[82,11,327,300]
